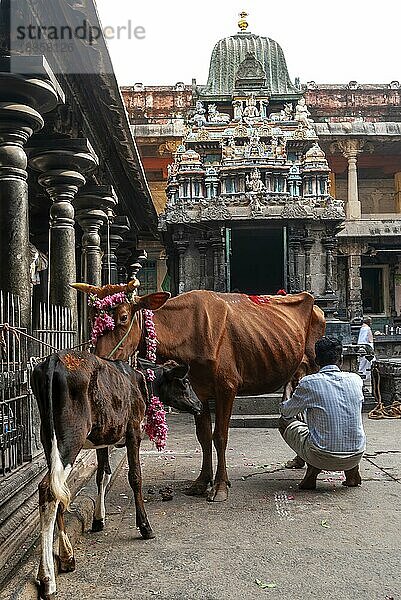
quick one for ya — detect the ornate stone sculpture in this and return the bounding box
[246,168,265,193]
[243,95,260,124]
[189,101,207,127]
[233,100,243,122]
[295,98,313,128]
[207,104,230,124]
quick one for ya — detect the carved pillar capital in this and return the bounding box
[28,139,98,316]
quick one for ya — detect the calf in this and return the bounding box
[31,351,197,599]
[92,358,202,532]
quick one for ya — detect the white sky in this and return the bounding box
[95,0,400,87]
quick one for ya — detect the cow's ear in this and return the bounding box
[166,363,189,380]
[136,292,170,311]
[163,361,189,380]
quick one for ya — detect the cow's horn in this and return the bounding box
[127,278,140,293]
[70,283,100,295]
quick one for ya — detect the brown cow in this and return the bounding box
[74,285,325,503]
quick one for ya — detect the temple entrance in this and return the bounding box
[229,227,286,294]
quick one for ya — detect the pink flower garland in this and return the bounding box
[142,309,168,451]
[88,292,128,344]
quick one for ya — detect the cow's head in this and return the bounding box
[71,281,170,360]
[155,361,202,416]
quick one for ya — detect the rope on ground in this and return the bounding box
[369,363,401,419]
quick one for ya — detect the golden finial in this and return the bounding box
[238,11,249,32]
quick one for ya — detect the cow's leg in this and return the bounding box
[207,388,235,502]
[92,448,112,532]
[185,404,213,497]
[126,422,154,539]
[55,504,75,573]
[37,474,59,600]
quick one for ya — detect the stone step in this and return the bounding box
[230,414,280,428]
[232,394,282,415]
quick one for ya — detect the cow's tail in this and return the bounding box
[40,355,71,510]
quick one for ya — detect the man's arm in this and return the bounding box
[280,380,311,418]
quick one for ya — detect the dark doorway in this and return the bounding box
[230,228,285,294]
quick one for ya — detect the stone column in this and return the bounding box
[210,229,226,292]
[173,230,189,294]
[0,63,60,328]
[395,172,401,213]
[303,235,315,293]
[102,216,130,285]
[322,236,336,294]
[335,140,366,220]
[345,242,364,320]
[288,232,302,293]
[28,139,98,322]
[195,236,208,289]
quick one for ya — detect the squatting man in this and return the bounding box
[279,337,366,490]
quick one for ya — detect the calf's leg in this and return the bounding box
[126,422,154,539]
[185,404,213,497]
[56,504,75,573]
[37,475,59,600]
[92,448,112,532]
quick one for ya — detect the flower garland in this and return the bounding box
[142,309,168,451]
[88,292,128,345]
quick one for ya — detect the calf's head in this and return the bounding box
[158,361,202,416]
[71,281,170,360]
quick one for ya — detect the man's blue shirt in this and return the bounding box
[281,365,366,453]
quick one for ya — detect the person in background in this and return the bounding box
[357,316,374,383]
[279,337,366,490]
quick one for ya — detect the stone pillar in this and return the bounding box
[74,187,108,340]
[345,243,364,320]
[210,229,226,292]
[28,139,98,322]
[335,140,366,220]
[303,235,315,293]
[103,216,130,285]
[322,236,336,294]
[97,187,118,285]
[288,231,302,293]
[395,172,401,213]
[195,236,208,289]
[174,229,189,294]
[328,172,336,197]
[0,63,60,328]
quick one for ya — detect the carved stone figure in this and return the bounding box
[295,98,313,128]
[189,101,207,127]
[246,168,265,193]
[233,100,243,122]
[222,137,236,159]
[207,104,230,124]
[243,95,260,124]
[271,136,286,158]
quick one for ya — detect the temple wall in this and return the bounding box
[336,178,396,214]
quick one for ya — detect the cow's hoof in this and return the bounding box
[92,519,105,532]
[139,523,155,540]
[298,479,317,490]
[184,479,209,497]
[56,554,76,573]
[207,484,228,502]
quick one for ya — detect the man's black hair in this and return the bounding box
[315,336,342,367]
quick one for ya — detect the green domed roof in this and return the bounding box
[204,31,298,96]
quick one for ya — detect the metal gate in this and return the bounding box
[0,291,29,475]
[32,302,76,358]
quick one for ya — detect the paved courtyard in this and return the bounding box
[5,414,401,600]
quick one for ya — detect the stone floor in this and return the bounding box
[4,414,401,600]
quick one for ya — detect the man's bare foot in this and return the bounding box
[342,465,362,487]
[299,465,321,490]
